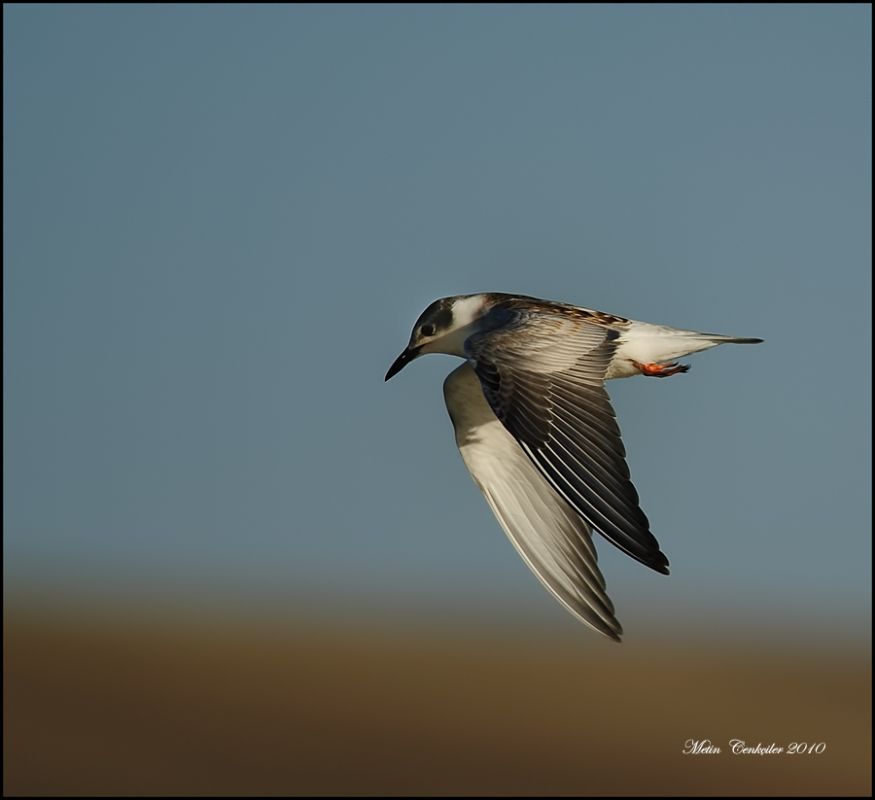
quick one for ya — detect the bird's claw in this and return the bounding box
[635,361,691,378]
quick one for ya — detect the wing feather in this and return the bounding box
[465,305,669,574]
[444,365,622,640]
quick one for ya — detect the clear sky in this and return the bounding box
[4,5,871,638]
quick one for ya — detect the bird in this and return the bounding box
[385,292,762,640]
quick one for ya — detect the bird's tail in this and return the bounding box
[635,327,764,364]
[699,334,764,345]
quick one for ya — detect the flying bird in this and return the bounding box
[385,293,762,640]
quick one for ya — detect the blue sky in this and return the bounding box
[4,5,871,637]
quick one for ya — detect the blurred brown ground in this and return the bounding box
[4,608,871,796]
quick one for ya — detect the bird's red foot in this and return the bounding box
[634,361,691,378]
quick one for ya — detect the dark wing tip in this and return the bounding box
[640,548,670,575]
[653,557,671,576]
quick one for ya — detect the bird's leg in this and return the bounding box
[634,361,691,378]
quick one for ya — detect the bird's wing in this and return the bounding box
[444,364,622,639]
[464,306,669,574]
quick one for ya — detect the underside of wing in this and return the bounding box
[444,364,622,640]
[466,305,670,574]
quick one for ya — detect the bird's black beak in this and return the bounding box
[385,346,420,381]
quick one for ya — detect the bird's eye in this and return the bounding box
[420,324,435,337]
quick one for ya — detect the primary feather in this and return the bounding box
[465,305,669,574]
[444,364,623,640]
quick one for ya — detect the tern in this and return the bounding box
[385,293,762,640]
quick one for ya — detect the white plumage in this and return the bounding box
[444,364,621,639]
[386,292,762,639]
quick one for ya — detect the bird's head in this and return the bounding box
[384,294,490,381]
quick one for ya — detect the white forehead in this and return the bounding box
[450,295,487,328]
